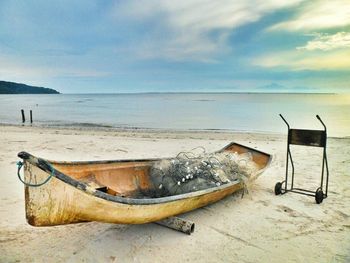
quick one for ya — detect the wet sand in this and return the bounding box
[0,124,349,262]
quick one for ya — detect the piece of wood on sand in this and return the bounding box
[155,216,195,235]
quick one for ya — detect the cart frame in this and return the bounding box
[275,114,329,204]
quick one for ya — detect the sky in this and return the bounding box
[0,0,349,93]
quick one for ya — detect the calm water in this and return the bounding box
[0,93,349,137]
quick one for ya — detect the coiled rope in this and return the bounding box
[17,161,54,187]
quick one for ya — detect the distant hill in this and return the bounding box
[0,81,60,94]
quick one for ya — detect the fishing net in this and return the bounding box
[149,147,259,197]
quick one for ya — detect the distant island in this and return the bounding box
[0,80,60,94]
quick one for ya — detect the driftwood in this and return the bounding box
[155,216,195,235]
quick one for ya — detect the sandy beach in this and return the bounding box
[0,124,349,262]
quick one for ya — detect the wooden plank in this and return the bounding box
[155,216,195,235]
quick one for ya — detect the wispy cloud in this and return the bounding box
[253,49,350,70]
[269,0,350,31]
[297,32,350,51]
[113,0,303,62]
[0,54,111,80]
[260,1,350,72]
[0,0,348,92]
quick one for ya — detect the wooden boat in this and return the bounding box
[17,142,271,227]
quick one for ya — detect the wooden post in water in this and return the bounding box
[30,110,33,124]
[21,109,25,123]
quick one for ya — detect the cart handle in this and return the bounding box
[279,114,290,129]
[316,115,327,132]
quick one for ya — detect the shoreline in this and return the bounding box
[1,122,349,139]
[0,122,350,139]
[0,122,284,137]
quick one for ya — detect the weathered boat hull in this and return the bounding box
[19,142,271,226]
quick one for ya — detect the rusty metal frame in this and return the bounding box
[278,114,329,200]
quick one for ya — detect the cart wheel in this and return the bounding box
[315,188,324,204]
[275,182,282,195]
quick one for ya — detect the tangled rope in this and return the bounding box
[17,161,55,187]
[149,147,258,197]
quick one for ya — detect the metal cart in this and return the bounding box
[275,114,329,204]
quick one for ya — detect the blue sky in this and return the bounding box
[0,0,349,93]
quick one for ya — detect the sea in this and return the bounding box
[0,93,349,137]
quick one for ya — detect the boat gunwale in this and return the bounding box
[17,142,272,205]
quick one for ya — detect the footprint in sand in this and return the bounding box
[258,200,269,207]
[277,205,299,217]
[334,210,349,219]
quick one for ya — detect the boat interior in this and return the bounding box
[50,143,271,199]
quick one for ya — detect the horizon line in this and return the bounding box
[57,91,339,95]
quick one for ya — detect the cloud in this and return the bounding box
[269,0,350,31]
[113,0,303,62]
[0,54,111,81]
[262,1,350,72]
[297,32,350,51]
[253,49,350,70]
